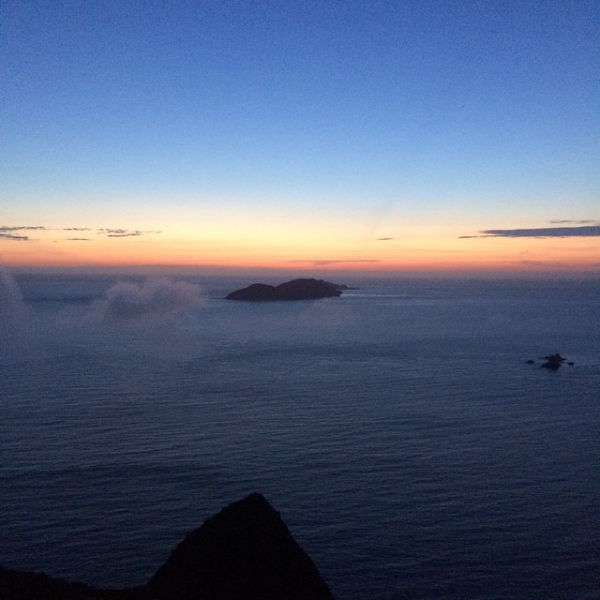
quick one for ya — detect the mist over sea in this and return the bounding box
[1,270,599,599]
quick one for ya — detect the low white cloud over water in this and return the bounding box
[94,278,204,320]
[0,267,37,360]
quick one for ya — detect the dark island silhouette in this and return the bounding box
[0,493,335,600]
[225,278,347,301]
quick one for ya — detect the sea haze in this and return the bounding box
[1,271,599,600]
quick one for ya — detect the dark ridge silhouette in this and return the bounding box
[225,278,346,301]
[0,493,335,600]
[149,492,334,600]
[0,569,143,600]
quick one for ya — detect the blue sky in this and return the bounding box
[1,0,599,272]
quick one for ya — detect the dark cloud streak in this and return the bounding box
[1,225,162,242]
[549,220,596,224]
[98,228,162,237]
[0,225,46,232]
[0,233,30,241]
[106,231,144,238]
[460,225,600,239]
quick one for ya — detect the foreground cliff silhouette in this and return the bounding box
[225,278,347,301]
[0,493,335,600]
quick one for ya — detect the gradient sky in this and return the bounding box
[1,0,599,274]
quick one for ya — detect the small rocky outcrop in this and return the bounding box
[0,493,335,600]
[526,353,574,370]
[540,353,574,370]
[225,279,346,301]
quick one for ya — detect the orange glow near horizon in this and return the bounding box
[2,226,599,275]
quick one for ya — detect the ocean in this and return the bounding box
[1,271,599,599]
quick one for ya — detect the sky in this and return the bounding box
[1,0,599,275]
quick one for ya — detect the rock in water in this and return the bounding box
[147,492,335,600]
[540,353,571,370]
[526,353,575,370]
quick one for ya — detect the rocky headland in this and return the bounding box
[225,278,347,301]
[0,493,335,600]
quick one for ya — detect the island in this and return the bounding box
[225,278,348,301]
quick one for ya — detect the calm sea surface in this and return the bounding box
[1,273,599,599]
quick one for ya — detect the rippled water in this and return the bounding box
[1,274,599,599]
